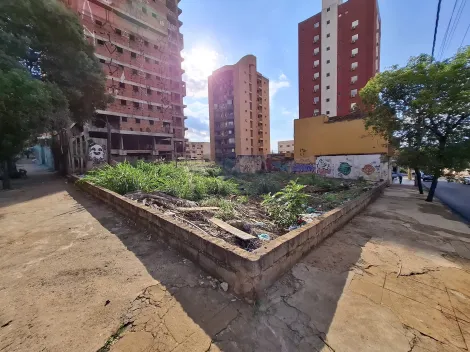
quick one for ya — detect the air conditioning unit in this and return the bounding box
[351,53,357,57]
[351,39,357,43]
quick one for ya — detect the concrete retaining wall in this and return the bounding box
[72,175,387,300]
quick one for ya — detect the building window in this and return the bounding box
[352,34,359,43]
[314,60,319,67]
[314,109,319,115]
[351,89,358,97]
[131,52,137,59]
[154,44,159,50]
[129,34,136,41]
[326,33,330,38]
[115,28,122,36]
[133,102,140,109]
[351,48,358,57]
[97,39,105,45]
[149,120,154,125]
[352,20,359,29]
[121,99,126,105]
[116,46,123,53]
[99,58,105,63]
[314,97,319,104]
[145,57,150,63]
[314,72,319,79]
[326,98,330,102]
[135,118,140,123]
[119,82,125,88]
[327,59,330,64]
[327,7,330,12]
[122,116,127,122]
[314,84,319,92]
[326,110,330,115]
[148,104,153,110]
[327,20,330,25]
[351,75,358,83]
[314,35,320,43]
[146,73,151,79]
[326,46,330,51]
[326,85,330,90]
[314,22,320,28]
[95,20,103,26]
[132,69,138,75]
[351,62,358,70]
[326,72,330,77]
[133,86,139,92]
[147,88,152,95]
[142,7,147,14]
[314,48,320,55]
[351,103,357,110]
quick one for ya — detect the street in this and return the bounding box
[423,180,470,223]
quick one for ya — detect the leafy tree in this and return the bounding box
[0,69,68,189]
[361,47,470,201]
[0,0,107,174]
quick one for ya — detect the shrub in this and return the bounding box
[262,180,309,227]
[81,161,238,201]
[201,197,236,220]
[247,175,282,196]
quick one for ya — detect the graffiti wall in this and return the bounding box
[314,154,389,181]
[88,138,107,166]
[266,154,293,173]
[234,155,266,173]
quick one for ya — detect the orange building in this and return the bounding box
[62,0,186,161]
[208,55,270,161]
[294,114,389,162]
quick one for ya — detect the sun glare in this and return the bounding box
[182,46,221,80]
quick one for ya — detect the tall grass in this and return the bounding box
[80,161,238,201]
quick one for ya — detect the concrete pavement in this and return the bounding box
[424,180,470,223]
[1,165,470,351]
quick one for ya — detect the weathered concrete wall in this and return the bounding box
[234,155,266,173]
[72,175,387,300]
[33,145,54,170]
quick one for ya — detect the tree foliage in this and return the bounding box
[361,47,470,201]
[0,0,107,185]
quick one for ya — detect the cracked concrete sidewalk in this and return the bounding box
[1,163,470,352]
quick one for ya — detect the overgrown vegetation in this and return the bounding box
[81,161,238,201]
[262,180,310,228]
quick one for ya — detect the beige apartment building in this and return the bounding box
[278,140,294,154]
[185,142,210,160]
[208,55,270,161]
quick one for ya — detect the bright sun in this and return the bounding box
[182,46,221,81]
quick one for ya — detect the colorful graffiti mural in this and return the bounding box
[291,163,316,173]
[316,158,332,176]
[88,138,107,165]
[337,162,352,176]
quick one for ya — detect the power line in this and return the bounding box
[438,0,458,59]
[432,0,443,58]
[460,23,470,47]
[442,0,467,57]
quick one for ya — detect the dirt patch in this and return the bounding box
[418,202,457,220]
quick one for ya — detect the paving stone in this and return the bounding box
[356,265,387,287]
[458,319,470,350]
[110,331,154,352]
[448,289,470,323]
[163,303,203,344]
[381,289,466,349]
[348,277,383,304]
[384,274,453,312]
[434,268,470,298]
[171,328,212,352]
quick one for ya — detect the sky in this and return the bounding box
[179,0,470,151]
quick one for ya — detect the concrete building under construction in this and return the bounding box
[63,0,186,161]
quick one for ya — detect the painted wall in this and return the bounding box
[294,115,388,159]
[234,155,266,173]
[314,154,389,181]
[33,145,54,170]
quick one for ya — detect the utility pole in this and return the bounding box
[431,0,442,58]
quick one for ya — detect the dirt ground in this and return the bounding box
[1,160,470,352]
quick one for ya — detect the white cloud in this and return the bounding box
[182,47,226,98]
[280,106,299,118]
[269,72,290,101]
[185,101,209,124]
[185,127,210,142]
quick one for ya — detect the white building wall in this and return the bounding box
[320,0,341,116]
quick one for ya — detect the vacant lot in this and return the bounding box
[82,161,375,249]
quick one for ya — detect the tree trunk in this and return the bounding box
[2,160,11,190]
[414,167,423,194]
[425,170,441,202]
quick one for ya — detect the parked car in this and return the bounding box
[463,177,470,185]
[421,174,434,182]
